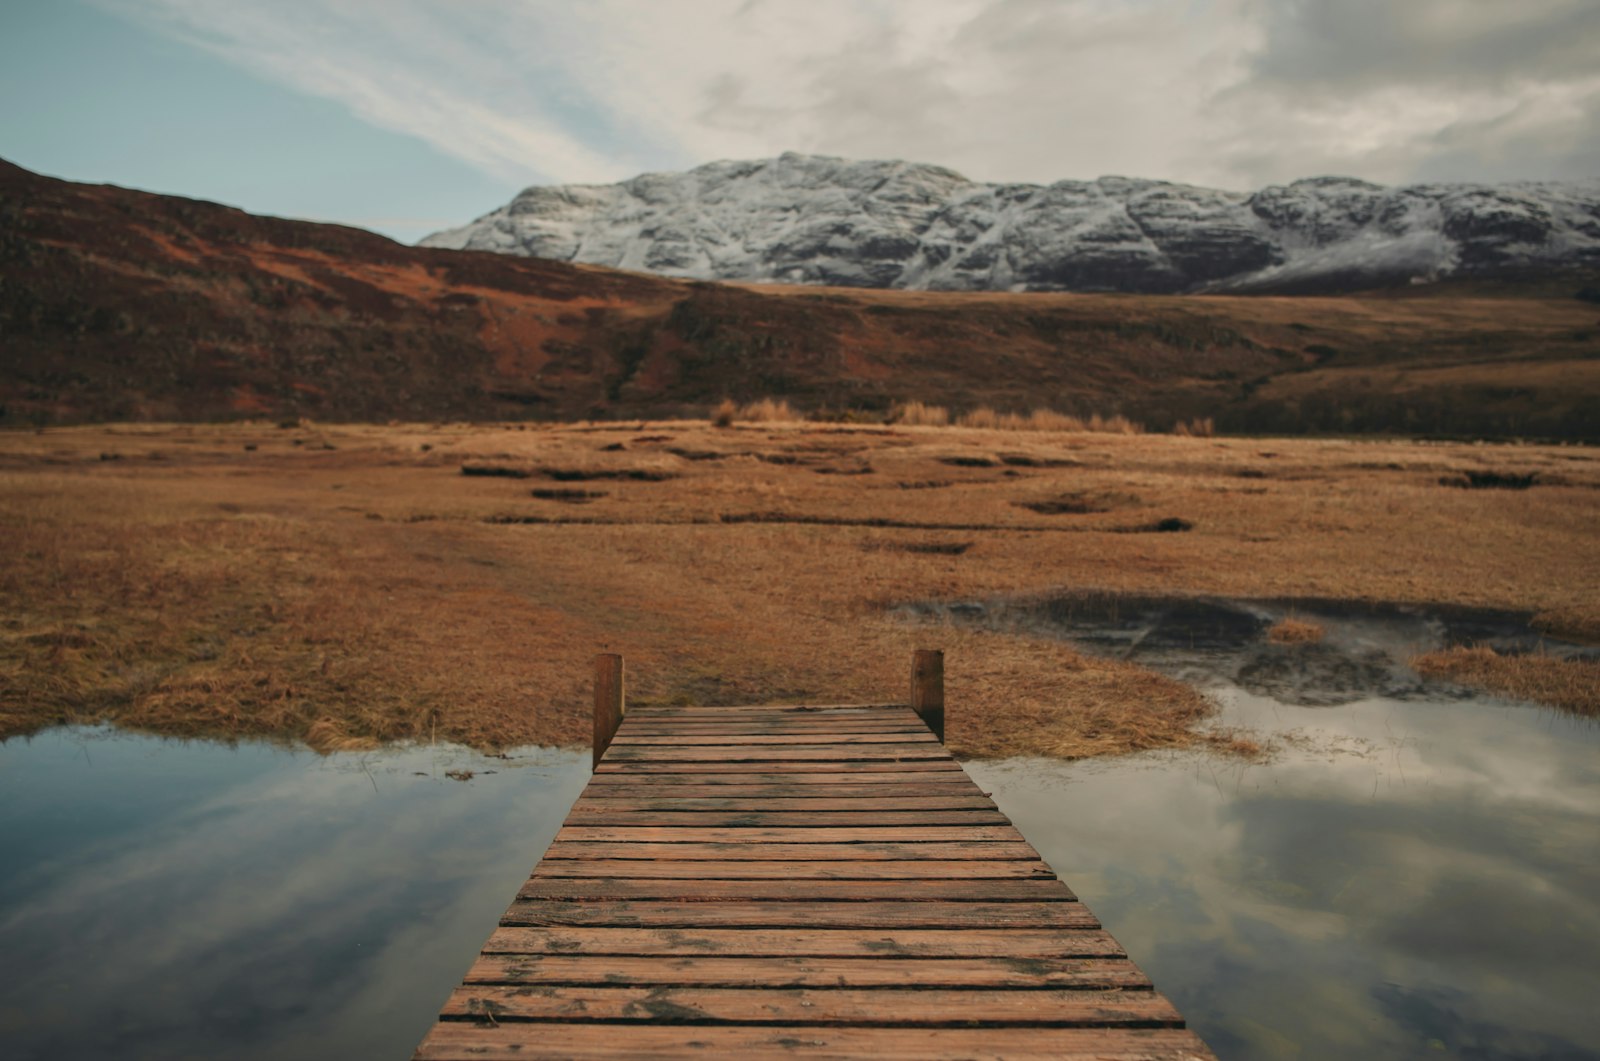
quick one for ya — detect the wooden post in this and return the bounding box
[910,649,944,743]
[593,654,624,769]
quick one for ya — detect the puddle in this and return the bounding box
[0,729,588,1060]
[908,590,1600,1059]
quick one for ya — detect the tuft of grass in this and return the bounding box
[1412,646,1600,716]
[1268,617,1326,644]
[889,400,950,427]
[740,398,803,423]
[709,398,806,424]
[880,402,1147,434]
[1171,417,1216,438]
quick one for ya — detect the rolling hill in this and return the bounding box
[2,158,1597,439]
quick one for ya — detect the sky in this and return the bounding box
[2,0,1597,244]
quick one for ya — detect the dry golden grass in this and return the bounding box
[1268,618,1326,644]
[889,400,950,427]
[3,420,1597,758]
[1412,646,1600,716]
[884,402,1145,434]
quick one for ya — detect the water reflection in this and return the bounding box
[971,690,1600,1060]
[0,729,588,1061]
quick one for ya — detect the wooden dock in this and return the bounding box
[413,653,1215,1059]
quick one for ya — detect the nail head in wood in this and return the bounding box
[910,649,945,743]
[593,654,625,768]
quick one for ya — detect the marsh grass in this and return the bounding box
[3,420,1597,758]
[1268,617,1326,644]
[1412,646,1600,716]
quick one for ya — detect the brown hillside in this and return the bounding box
[3,159,1597,438]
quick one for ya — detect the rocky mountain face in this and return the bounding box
[423,153,1600,293]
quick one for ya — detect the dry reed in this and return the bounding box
[1412,646,1600,716]
[1267,617,1326,644]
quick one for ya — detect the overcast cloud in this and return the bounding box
[105,0,1600,191]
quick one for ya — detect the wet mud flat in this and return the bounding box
[902,592,1598,708]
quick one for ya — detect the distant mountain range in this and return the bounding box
[423,152,1600,294]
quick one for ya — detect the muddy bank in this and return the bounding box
[901,592,1598,708]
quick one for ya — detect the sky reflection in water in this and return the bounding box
[0,731,588,1060]
[972,688,1600,1060]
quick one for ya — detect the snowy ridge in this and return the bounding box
[421,153,1600,293]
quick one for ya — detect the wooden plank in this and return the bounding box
[462,953,1148,989]
[601,744,950,761]
[530,859,1058,880]
[554,825,1026,843]
[559,810,1012,826]
[499,900,1100,929]
[621,719,928,730]
[415,1023,1212,1060]
[588,764,960,780]
[481,926,1130,958]
[572,782,987,798]
[588,764,967,780]
[516,878,1074,902]
[609,732,940,746]
[463,954,1150,989]
[569,796,999,812]
[440,985,1178,1025]
[624,703,904,714]
[537,841,1043,861]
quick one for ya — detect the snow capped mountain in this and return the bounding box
[421,153,1600,293]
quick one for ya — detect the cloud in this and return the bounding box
[103,0,1600,194]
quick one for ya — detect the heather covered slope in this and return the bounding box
[2,159,1598,438]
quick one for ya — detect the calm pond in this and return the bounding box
[2,596,1597,1059]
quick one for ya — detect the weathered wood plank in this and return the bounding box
[559,810,1012,827]
[595,759,964,774]
[573,782,987,798]
[499,900,1100,929]
[569,796,999,812]
[440,985,1178,1025]
[462,954,1149,988]
[589,763,967,779]
[530,859,1057,880]
[537,841,1043,861]
[609,732,941,746]
[624,703,904,714]
[481,926,1130,958]
[554,824,1027,843]
[516,878,1075,902]
[601,744,950,761]
[415,1023,1212,1060]
[621,720,928,732]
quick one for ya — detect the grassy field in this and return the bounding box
[3,419,1596,757]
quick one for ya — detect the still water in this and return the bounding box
[972,691,1600,1060]
[2,598,1597,1059]
[947,593,1600,1059]
[0,732,589,1060]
